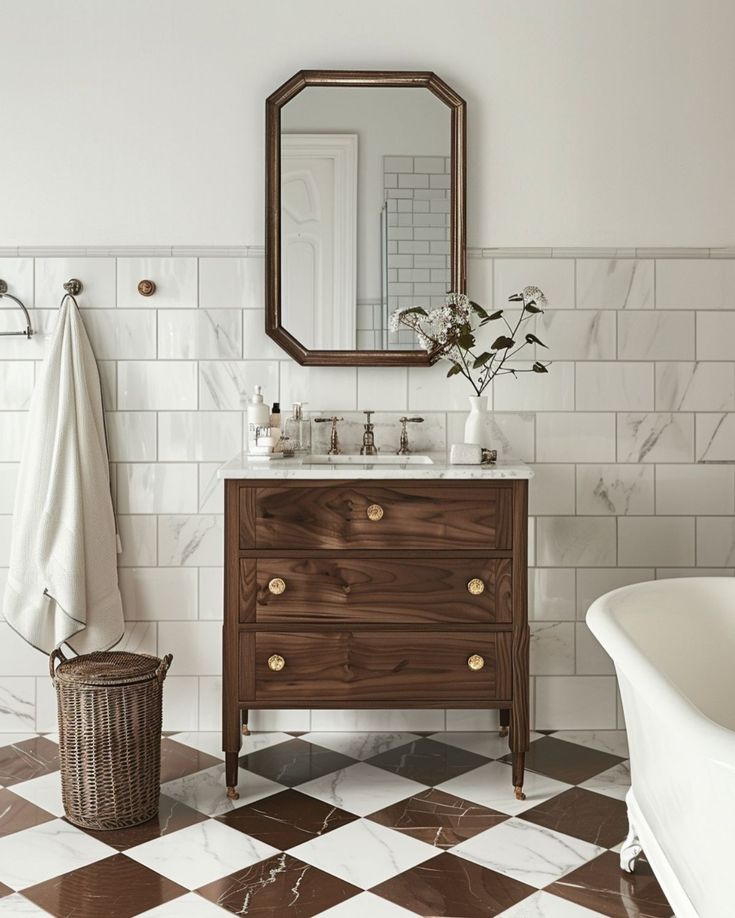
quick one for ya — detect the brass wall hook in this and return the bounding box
[137,279,156,297]
[63,278,83,295]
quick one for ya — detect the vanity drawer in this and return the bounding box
[247,557,512,625]
[241,631,512,703]
[247,483,512,551]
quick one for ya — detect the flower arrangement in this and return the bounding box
[391,288,550,396]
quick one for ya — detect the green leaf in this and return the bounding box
[525,333,548,348]
[491,335,515,350]
[532,361,550,373]
[446,363,462,377]
[508,293,524,302]
[488,309,504,320]
[473,351,492,368]
[400,306,428,317]
[469,300,489,319]
[524,303,543,314]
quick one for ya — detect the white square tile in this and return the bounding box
[80,310,156,359]
[554,731,629,758]
[575,623,615,675]
[198,464,224,514]
[198,567,223,620]
[657,463,734,514]
[357,367,408,411]
[0,310,57,360]
[116,463,198,513]
[300,732,419,761]
[530,622,574,675]
[617,413,694,463]
[0,892,52,915]
[656,259,735,309]
[117,516,157,567]
[199,257,263,309]
[438,761,571,816]
[117,257,197,309]
[0,414,28,461]
[158,412,241,461]
[408,362,477,412]
[529,569,576,621]
[535,311,616,360]
[289,819,436,889]
[697,311,735,359]
[34,257,115,309]
[493,362,574,412]
[696,412,735,461]
[0,819,115,890]
[118,361,197,410]
[528,465,575,515]
[159,310,242,359]
[127,818,278,890]
[34,676,58,733]
[0,677,35,730]
[162,677,199,732]
[576,464,654,515]
[97,361,117,410]
[297,761,427,817]
[0,363,33,410]
[579,761,630,800]
[696,517,735,566]
[317,891,415,917]
[136,892,234,918]
[454,817,604,889]
[537,518,616,567]
[199,360,279,410]
[575,568,654,620]
[0,464,19,513]
[498,890,612,917]
[158,515,222,567]
[447,411,535,461]
[281,364,357,412]
[656,362,735,411]
[576,363,653,411]
[534,677,617,730]
[0,623,50,676]
[119,567,198,620]
[618,311,694,360]
[11,770,64,816]
[0,258,34,306]
[242,309,284,360]
[536,413,615,463]
[104,412,157,461]
[158,621,220,674]
[618,516,694,566]
[576,259,653,309]
[161,764,284,817]
[494,259,574,309]
[116,622,157,655]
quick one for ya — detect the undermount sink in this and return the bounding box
[307,454,434,465]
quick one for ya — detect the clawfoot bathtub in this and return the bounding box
[587,577,735,918]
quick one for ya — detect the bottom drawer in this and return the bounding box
[240,631,511,704]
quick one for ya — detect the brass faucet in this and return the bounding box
[314,416,344,455]
[360,410,378,456]
[397,416,424,455]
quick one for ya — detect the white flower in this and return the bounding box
[522,286,548,309]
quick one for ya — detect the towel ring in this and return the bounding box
[0,280,34,339]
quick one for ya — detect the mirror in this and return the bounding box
[266,71,466,366]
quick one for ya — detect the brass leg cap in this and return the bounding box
[242,725,251,736]
[226,786,240,800]
[499,726,509,738]
[514,786,526,801]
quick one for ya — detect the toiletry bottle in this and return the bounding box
[285,402,311,454]
[247,386,271,453]
[270,402,281,431]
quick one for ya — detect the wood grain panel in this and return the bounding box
[245,631,511,703]
[254,483,512,550]
[253,557,512,625]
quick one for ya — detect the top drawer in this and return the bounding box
[241,482,512,551]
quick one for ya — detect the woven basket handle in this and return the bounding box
[156,653,173,684]
[49,646,68,680]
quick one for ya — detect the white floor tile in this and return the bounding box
[161,764,284,817]
[554,731,629,758]
[317,890,415,916]
[453,817,604,889]
[136,892,232,917]
[432,731,542,760]
[296,761,427,817]
[579,761,631,801]
[437,761,572,816]
[289,819,436,889]
[0,893,53,915]
[10,770,64,816]
[301,732,419,761]
[497,889,607,917]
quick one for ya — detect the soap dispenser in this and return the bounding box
[247,385,271,453]
[284,402,311,454]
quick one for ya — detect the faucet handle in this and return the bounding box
[314,416,344,455]
[315,416,344,424]
[363,410,374,425]
[399,416,425,425]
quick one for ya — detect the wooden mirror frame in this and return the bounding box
[265,70,467,366]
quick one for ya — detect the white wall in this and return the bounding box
[2,0,735,247]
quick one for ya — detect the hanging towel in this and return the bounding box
[3,296,124,654]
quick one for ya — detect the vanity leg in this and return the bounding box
[225,752,240,800]
[512,751,526,800]
[499,709,510,738]
[241,709,250,736]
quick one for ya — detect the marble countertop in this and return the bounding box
[218,452,533,480]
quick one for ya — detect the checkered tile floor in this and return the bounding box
[0,729,673,917]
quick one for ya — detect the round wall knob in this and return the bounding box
[467,578,485,595]
[366,504,384,521]
[138,279,156,296]
[267,654,285,672]
[268,577,286,595]
[467,653,485,671]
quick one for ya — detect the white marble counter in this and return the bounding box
[218,452,533,480]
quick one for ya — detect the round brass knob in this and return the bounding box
[268,577,286,595]
[267,654,285,672]
[467,654,485,671]
[138,279,156,296]
[366,504,384,521]
[467,578,485,596]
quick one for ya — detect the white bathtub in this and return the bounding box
[587,577,735,918]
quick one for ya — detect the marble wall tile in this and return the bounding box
[242,309,284,360]
[617,413,694,463]
[656,463,735,514]
[0,258,34,306]
[535,311,616,360]
[575,623,615,675]
[117,257,197,309]
[0,624,49,676]
[158,515,223,567]
[0,363,34,410]
[282,364,357,412]
[656,362,735,412]
[530,622,574,675]
[617,311,694,360]
[528,465,575,515]
[575,568,654,619]
[618,517,695,567]
[162,677,199,732]
[310,709,445,732]
[576,259,653,309]
[117,463,198,513]
[357,368,408,411]
[119,567,197,620]
[198,464,224,514]
[528,569,576,621]
[656,258,735,309]
[407,362,480,412]
[198,568,223,620]
[117,622,158,655]
[575,362,653,411]
[537,518,616,567]
[118,361,197,410]
[535,676,617,730]
[467,255,493,306]
[0,677,35,731]
[158,622,221,676]
[249,709,312,731]
[576,464,654,515]
[198,676,222,730]
[199,256,263,309]
[80,310,156,359]
[696,518,735,567]
[117,515,157,566]
[0,464,19,513]
[199,360,279,411]
[159,309,242,359]
[447,412,534,461]
[97,360,117,410]
[104,411,157,461]
[34,257,115,309]
[695,413,735,461]
[494,259,574,309]
[536,413,615,462]
[158,411,242,461]
[35,675,57,732]
[493,362,575,412]
[696,311,735,360]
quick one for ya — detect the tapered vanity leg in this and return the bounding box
[499,709,510,738]
[510,480,530,802]
[225,752,240,800]
[241,709,250,736]
[512,752,526,800]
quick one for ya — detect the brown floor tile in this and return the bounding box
[77,794,207,850]
[367,737,489,785]
[0,787,55,838]
[0,881,13,897]
[0,736,59,787]
[159,737,221,783]
[216,789,357,849]
[22,853,186,918]
[238,738,357,787]
[521,786,628,848]
[371,851,536,917]
[368,787,508,848]
[197,852,361,916]
[500,736,624,784]
[547,850,674,918]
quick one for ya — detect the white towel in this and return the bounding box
[3,296,124,654]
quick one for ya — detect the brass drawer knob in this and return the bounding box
[268,577,286,595]
[366,504,384,521]
[267,654,285,672]
[467,578,485,595]
[467,653,485,671]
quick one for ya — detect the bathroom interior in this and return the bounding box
[0,1,733,916]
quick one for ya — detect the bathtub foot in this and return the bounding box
[620,812,642,874]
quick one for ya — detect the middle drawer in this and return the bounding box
[241,557,512,625]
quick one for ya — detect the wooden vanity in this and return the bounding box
[220,459,531,801]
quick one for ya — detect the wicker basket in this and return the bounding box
[50,647,173,830]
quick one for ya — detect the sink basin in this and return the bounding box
[307,454,433,465]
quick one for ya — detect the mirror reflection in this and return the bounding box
[280,87,451,351]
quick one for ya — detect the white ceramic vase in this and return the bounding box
[464,395,492,448]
